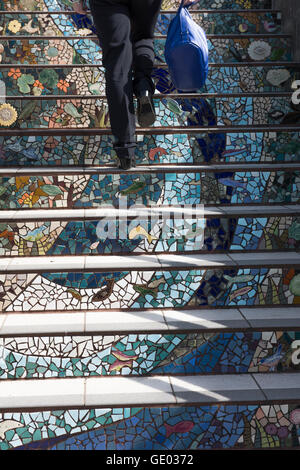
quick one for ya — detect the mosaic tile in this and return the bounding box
[0,403,299,450]
[0,330,299,380]
[0,95,293,129]
[0,0,298,453]
[0,216,298,257]
[0,0,274,13]
[0,10,282,37]
[0,36,292,67]
[0,171,299,210]
[0,65,297,103]
[0,131,299,167]
[0,267,298,312]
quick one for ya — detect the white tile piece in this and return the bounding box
[222,205,288,216]
[85,309,167,332]
[157,253,234,269]
[6,256,85,273]
[0,313,85,335]
[85,375,175,406]
[240,307,300,328]
[253,373,300,390]
[253,373,300,401]
[164,308,248,330]
[0,378,85,409]
[0,258,10,272]
[171,374,264,404]
[229,251,300,266]
[85,254,161,271]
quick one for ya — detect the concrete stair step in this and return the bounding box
[1,306,299,336]
[2,203,300,220]
[0,372,299,412]
[0,251,299,273]
[1,124,299,137]
[1,162,300,175]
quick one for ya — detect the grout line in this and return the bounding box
[251,373,269,401]
[167,375,177,406]
[237,307,252,330]
[223,252,239,267]
[160,309,169,332]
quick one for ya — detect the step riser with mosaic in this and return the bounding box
[0,10,283,35]
[1,401,300,451]
[0,36,292,66]
[0,213,299,257]
[0,262,299,312]
[1,64,298,95]
[0,328,299,380]
[1,170,299,210]
[0,95,296,130]
[0,131,299,167]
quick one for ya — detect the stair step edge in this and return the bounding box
[0,372,299,411]
[1,124,300,136]
[0,62,298,68]
[2,204,300,222]
[1,251,300,273]
[1,163,300,176]
[0,306,299,336]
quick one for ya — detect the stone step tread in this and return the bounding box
[1,162,300,177]
[0,251,299,273]
[0,306,299,337]
[0,61,297,68]
[0,34,290,39]
[0,372,299,411]
[2,204,300,222]
[1,124,299,136]
[0,9,282,13]
[3,92,293,99]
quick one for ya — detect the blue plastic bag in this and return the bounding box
[164,0,209,92]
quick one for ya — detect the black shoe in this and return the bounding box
[136,90,156,127]
[118,156,136,170]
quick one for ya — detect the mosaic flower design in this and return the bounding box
[248,40,272,60]
[0,103,18,126]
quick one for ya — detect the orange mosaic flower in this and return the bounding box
[8,68,21,79]
[33,80,44,89]
[57,80,70,93]
[18,191,34,207]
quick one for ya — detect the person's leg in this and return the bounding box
[89,0,136,168]
[129,0,163,97]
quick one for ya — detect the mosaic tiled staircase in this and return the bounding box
[0,0,300,450]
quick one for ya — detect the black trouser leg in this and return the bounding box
[130,0,163,97]
[89,0,136,159]
[89,0,162,161]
